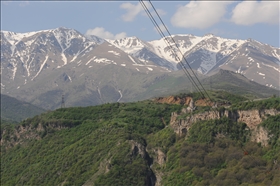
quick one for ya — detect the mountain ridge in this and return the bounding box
[1,27,278,89]
[1,27,279,109]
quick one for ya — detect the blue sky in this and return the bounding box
[1,1,279,47]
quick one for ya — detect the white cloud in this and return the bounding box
[120,2,151,22]
[231,1,279,25]
[171,1,232,29]
[120,2,143,22]
[85,27,127,40]
[114,32,127,40]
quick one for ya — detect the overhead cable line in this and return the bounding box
[146,0,215,104]
[139,0,204,98]
[140,0,219,111]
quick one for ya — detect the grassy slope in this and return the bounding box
[1,94,46,122]
[1,96,280,186]
[202,70,279,99]
[139,69,278,101]
[6,64,278,111]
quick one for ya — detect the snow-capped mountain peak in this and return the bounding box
[84,34,105,45]
[1,27,279,91]
[106,36,148,54]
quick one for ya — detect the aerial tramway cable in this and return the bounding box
[139,0,205,98]
[140,0,217,111]
[140,1,275,161]
[146,0,215,104]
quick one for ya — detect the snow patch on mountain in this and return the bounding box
[32,55,49,81]
[248,57,254,62]
[149,35,203,63]
[61,53,67,65]
[272,49,279,59]
[117,90,122,102]
[261,62,280,73]
[25,38,37,47]
[94,57,115,65]
[85,56,96,65]
[70,55,78,63]
[67,75,72,82]
[128,55,137,64]
[108,51,120,56]
[2,30,40,45]
[106,37,146,54]
[236,66,242,74]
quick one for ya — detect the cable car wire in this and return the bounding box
[139,0,205,98]
[146,0,215,104]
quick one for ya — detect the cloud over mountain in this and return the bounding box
[85,27,127,40]
[171,1,231,29]
[120,2,150,22]
[231,1,279,25]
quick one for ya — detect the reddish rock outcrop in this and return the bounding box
[154,96,193,105]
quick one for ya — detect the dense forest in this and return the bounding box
[1,92,280,186]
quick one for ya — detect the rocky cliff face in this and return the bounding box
[170,108,280,146]
[1,123,43,149]
[0,120,75,149]
[153,96,215,107]
[154,96,193,105]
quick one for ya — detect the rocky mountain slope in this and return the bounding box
[1,27,279,109]
[108,33,279,89]
[201,70,279,98]
[1,27,168,91]
[1,94,45,123]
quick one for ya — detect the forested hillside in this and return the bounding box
[1,93,279,186]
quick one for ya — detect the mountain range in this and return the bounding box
[1,27,279,109]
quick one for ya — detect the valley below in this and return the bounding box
[1,92,280,186]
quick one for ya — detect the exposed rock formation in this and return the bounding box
[154,96,193,105]
[153,96,219,108]
[130,140,147,159]
[1,120,75,149]
[129,140,156,186]
[195,98,214,107]
[251,126,270,146]
[150,148,166,167]
[170,108,280,146]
